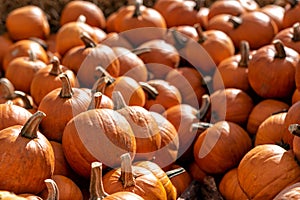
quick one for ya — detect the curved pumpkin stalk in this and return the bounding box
[89,162,108,200]
[45,179,59,200]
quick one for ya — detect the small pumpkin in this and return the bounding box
[102,153,168,200]
[248,40,298,99]
[237,144,300,199]
[193,120,252,174]
[38,74,92,142]
[0,111,54,194]
[260,4,285,31]
[6,5,50,41]
[60,0,106,29]
[246,99,289,135]
[282,0,300,29]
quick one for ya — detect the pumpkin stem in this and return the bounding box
[289,124,300,137]
[273,40,286,58]
[20,111,46,139]
[77,15,87,23]
[80,32,97,48]
[169,28,188,50]
[59,74,74,98]
[131,47,152,55]
[194,0,204,11]
[195,94,211,120]
[112,91,128,110]
[286,0,299,8]
[165,167,187,179]
[95,66,115,84]
[139,81,159,100]
[13,91,34,109]
[190,122,213,132]
[92,76,111,94]
[0,77,15,99]
[49,56,62,76]
[88,92,104,110]
[194,23,207,43]
[89,162,109,200]
[132,1,142,18]
[238,40,250,67]
[120,153,136,188]
[45,179,59,200]
[228,16,242,29]
[28,49,37,62]
[292,22,300,42]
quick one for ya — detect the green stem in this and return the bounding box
[59,74,73,98]
[120,153,136,188]
[89,162,109,200]
[20,111,46,139]
[45,179,59,200]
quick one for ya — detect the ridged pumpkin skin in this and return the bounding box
[62,109,136,178]
[194,121,252,174]
[238,144,300,199]
[274,182,300,200]
[0,112,54,194]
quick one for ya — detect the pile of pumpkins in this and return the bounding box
[1,0,300,199]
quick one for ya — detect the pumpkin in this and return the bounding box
[136,39,180,79]
[101,32,133,49]
[274,182,300,200]
[111,47,148,82]
[255,112,288,148]
[30,56,77,106]
[0,33,13,71]
[150,111,179,170]
[166,165,193,197]
[93,67,145,107]
[209,88,254,125]
[218,168,248,200]
[60,0,106,29]
[40,175,82,200]
[207,11,278,50]
[5,50,47,94]
[142,79,182,114]
[193,120,252,174]
[0,103,32,131]
[110,0,167,47]
[0,111,54,194]
[2,39,49,72]
[134,160,177,200]
[185,23,235,66]
[62,32,120,88]
[237,144,300,199]
[6,5,50,41]
[248,40,298,99]
[283,101,300,148]
[162,95,211,162]
[260,4,285,31]
[213,40,251,92]
[274,22,300,54]
[55,15,97,56]
[38,74,91,142]
[0,78,36,112]
[165,67,207,109]
[247,99,289,135]
[62,107,136,178]
[102,153,168,200]
[282,0,300,29]
[89,162,144,200]
[154,0,209,28]
[112,91,161,161]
